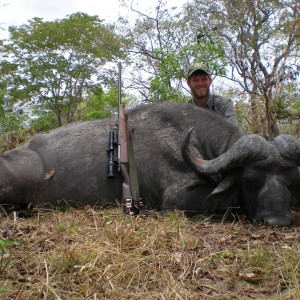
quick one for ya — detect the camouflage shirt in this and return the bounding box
[188,93,237,126]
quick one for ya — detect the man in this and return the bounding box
[186,64,237,126]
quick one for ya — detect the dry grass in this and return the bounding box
[0,207,299,299]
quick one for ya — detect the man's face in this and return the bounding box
[187,73,212,100]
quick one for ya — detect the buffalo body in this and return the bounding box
[1,102,300,226]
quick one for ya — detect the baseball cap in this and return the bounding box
[186,64,211,77]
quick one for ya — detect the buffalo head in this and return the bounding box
[182,128,300,226]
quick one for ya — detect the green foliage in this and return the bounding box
[149,48,190,102]
[119,1,228,103]
[79,88,119,120]
[184,0,300,138]
[288,87,300,114]
[0,111,26,133]
[0,0,298,137]
[291,99,300,113]
[148,41,227,102]
[273,84,300,121]
[274,99,289,119]
[30,111,59,132]
[0,13,127,127]
[0,89,27,133]
[0,238,20,254]
[78,87,138,121]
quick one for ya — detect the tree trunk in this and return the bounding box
[249,94,269,139]
[265,90,280,140]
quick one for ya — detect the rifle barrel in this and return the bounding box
[117,62,122,109]
[117,62,122,171]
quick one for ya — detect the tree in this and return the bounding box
[118,0,226,103]
[77,86,137,121]
[79,88,119,121]
[0,89,26,133]
[116,0,196,102]
[184,0,300,139]
[118,0,183,102]
[0,12,127,127]
[0,89,31,153]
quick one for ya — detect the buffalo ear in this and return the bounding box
[203,172,239,213]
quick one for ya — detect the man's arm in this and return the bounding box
[216,96,237,126]
[223,99,238,126]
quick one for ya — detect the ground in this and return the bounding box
[0,207,299,299]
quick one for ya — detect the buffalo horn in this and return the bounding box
[273,134,300,166]
[181,128,270,175]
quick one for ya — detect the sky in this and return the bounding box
[1,0,121,27]
[0,0,185,37]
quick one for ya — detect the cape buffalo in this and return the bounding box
[0,102,300,226]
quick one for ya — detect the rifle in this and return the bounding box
[107,62,143,215]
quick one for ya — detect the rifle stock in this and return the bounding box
[119,104,128,164]
[112,62,142,215]
[118,104,131,200]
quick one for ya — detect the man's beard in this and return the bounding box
[191,86,210,100]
